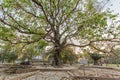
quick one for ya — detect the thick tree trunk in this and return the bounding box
[52,46,62,66]
[94,60,99,65]
[52,28,62,66]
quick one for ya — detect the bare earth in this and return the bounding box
[0,65,120,80]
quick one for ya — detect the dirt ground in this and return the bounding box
[0,64,120,80]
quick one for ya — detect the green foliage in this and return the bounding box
[5,51,18,63]
[0,50,18,63]
[0,43,18,63]
[89,53,104,65]
[106,48,120,64]
[0,26,16,39]
[61,47,78,64]
[41,47,79,64]
[0,0,118,66]
[20,42,48,61]
[89,53,103,61]
[82,52,94,63]
[21,48,35,61]
[35,40,48,49]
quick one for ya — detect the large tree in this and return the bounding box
[0,0,118,66]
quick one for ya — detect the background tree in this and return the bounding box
[0,43,18,63]
[0,0,118,66]
[61,47,78,65]
[105,48,120,67]
[89,53,104,65]
[19,40,48,64]
[82,52,93,64]
[4,51,18,63]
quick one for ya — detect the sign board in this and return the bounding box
[80,59,88,65]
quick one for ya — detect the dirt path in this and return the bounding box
[0,65,120,80]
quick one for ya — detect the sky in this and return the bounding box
[105,0,120,17]
[0,0,120,16]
